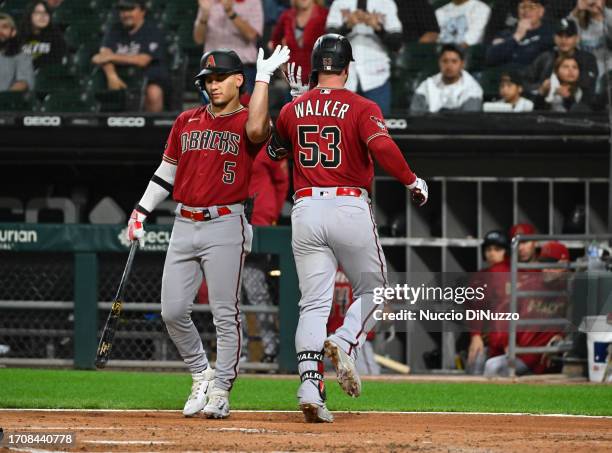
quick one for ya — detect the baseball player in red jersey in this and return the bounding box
[126,45,290,419]
[268,34,428,422]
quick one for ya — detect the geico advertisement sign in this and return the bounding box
[23,116,61,127]
[107,117,146,127]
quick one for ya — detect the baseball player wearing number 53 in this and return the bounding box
[127,45,290,419]
[270,34,428,423]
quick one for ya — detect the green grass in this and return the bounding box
[1,368,611,415]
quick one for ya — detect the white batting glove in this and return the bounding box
[286,62,308,99]
[408,177,428,207]
[256,45,290,84]
[127,209,146,247]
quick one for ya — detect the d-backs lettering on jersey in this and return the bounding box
[163,105,266,206]
[275,88,390,192]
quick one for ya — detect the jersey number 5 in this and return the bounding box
[223,161,236,184]
[298,125,342,169]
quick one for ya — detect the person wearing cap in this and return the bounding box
[510,223,538,263]
[484,240,570,376]
[410,43,483,113]
[92,0,168,112]
[193,0,264,96]
[486,0,554,67]
[466,230,511,374]
[524,18,597,100]
[487,70,534,112]
[0,13,34,92]
[125,44,290,419]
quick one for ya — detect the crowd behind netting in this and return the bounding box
[0,0,610,113]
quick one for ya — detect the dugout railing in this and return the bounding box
[0,223,300,372]
[508,233,612,377]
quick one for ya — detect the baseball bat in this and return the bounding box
[95,240,138,369]
[374,354,411,374]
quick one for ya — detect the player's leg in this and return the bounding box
[325,196,387,396]
[161,217,214,416]
[200,214,253,419]
[292,199,336,422]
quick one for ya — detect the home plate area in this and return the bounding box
[1,410,611,452]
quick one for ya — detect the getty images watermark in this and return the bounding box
[372,283,519,322]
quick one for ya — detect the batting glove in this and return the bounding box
[256,45,290,84]
[127,209,146,247]
[286,62,308,99]
[408,177,428,207]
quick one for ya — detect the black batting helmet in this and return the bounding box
[482,230,509,251]
[309,33,354,87]
[195,49,245,94]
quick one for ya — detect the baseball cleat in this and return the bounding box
[183,367,215,417]
[203,388,230,419]
[324,339,361,397]
[300,403,334,423]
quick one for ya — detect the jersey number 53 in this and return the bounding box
[298,125,342,169]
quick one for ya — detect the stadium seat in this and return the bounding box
[0,0,24,20]
[70,43,99,76]
[64,24,103,51]
[478,67,506,101]
[0,91,35,111]
[86,67,146,111]
[161,0,197,29]
[39,90,98,113]
[53,2,104,28]
[465,44,486,73]
[35,64,82,97]
[25,197,78,224]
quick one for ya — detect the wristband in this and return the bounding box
[227,11,237,20]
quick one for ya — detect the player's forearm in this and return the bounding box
[246,82,271,144]
[136,161,176,215]
[369,136,416,186]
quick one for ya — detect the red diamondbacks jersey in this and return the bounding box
[275,88,391,192]
[163,105,265,207]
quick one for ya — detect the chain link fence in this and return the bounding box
[0,251,280,369]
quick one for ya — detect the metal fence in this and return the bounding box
[0,224,300,372]
[508,234,612,377]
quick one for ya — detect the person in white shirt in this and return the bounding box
[486,71,534,112]
[410,44,483,113]
[435,0,491,47]
[326,0,403,114]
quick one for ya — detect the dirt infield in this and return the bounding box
[1,410,612,452]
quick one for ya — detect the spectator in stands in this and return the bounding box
[483,241,569,377]
[510,223,538,263]
[467,230,511,375]
[395,0,439,43]
[193,0,263,95]
[0,13,34,92]
[485,70,534,111]
[326,0,403,115]
[410,44,483,113]
[486,0,554,67]
[435,0,491,47]
[20,1,67,70]
[536,55,593,111]
[92,0,168,112]
[485,0,575,43]
[524,18,598,100]
[269,0,327,81]
[567,0,612,83]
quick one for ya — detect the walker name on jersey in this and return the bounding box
[180,130,241,155]
[294,99,350,119]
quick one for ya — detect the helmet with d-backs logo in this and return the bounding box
[309,33,354,87]
[195,49,246,96]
